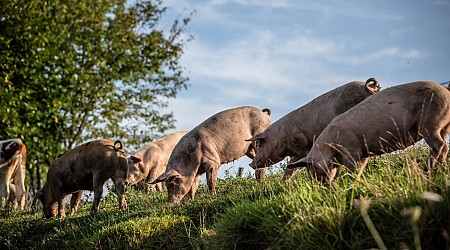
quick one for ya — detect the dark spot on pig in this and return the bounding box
[388,101,393,104]
[70,163,75,172]
[192,132,200,141]
[188,144,196,153]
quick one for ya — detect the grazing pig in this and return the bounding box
[125,130,188,191]
[152,106,272,203]
[287,81,450,181]
[247,78,380,181]
[32,139,128,218]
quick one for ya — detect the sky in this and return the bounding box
[158,0,450,178]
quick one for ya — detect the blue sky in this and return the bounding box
[159,0,450,177]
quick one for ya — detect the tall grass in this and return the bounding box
[204,147,450,249]
[0,146,449,249]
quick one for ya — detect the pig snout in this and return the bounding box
[248,162,257,169]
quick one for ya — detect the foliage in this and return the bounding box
[0,0,191,188]
[0,147,449,249]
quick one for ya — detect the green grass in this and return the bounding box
[1,146,449,249]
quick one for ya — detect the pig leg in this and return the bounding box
[187,175,202,201]
[422,129,447,170]
[245,146,266,180]
[327,166,340,182]
[349,157,370,178]
[204,163,219,195]
[282,168,297,182]
[255,169,266,180]
[438,127,449,164]
[69,191,83,216]
[57,195,67,219]
[113,177,127,210]
[308,166,338,183]
[155,183,163,192]
[91,178,104,214]
[313,164,340,182]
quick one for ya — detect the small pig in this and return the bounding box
[32,139,128,218]
[126,131,188,191]
[287,81,450,181]
[247,78,380,180]
[152,106,272,203]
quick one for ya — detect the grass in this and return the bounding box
[1,146,449,249]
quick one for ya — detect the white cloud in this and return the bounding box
[274,35,339,58]
[433,0,450,8]
[181,30,295,88]
[339,47,425,65]
[220,0,292,8]
[165,96,230,131]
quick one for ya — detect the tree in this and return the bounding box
[0,0,191,190]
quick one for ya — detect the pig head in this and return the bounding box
[247,78,380,181]
[126,130,188,191]
[152,106,272,203]
[288,81,450,181]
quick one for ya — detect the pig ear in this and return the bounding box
[365,77,380,94]
[151,169,180,184]
[286,157,310,169]
[245,132,266,142]
[130,155,142,163]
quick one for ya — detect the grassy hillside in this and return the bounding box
[1,146,449,249]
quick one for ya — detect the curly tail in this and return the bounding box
[114,140,123,151]
[113,140,128,174]
[365,77,380,94]
[262,108,271,116]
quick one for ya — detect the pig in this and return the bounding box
[152,106,272,203]
[287,81,450,181]
[125,130,188,191]
[246,78,380,181]
[32,139,128,218]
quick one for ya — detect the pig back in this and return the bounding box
[48,139,127,190]
[326,81,450,153]
[287,81,374,140]
[176,106,271,164]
